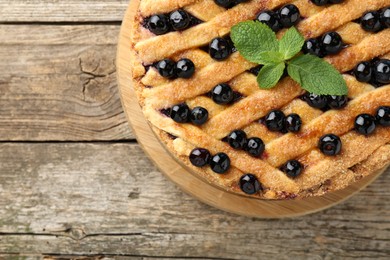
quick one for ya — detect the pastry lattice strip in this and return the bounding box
[135,0,389,64]
[139,0,389,90]
[132,0,390,197]
[142,29,390,108]
[138,0,225,43]
[142,84,389,194]
[170,128,390,197]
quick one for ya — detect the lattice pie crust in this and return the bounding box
[128,0,390,199]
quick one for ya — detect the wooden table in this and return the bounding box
[0,1,389,258]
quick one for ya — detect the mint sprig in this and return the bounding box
[231,21,348,96]
[258,62,285,89]
[287,55,348,95]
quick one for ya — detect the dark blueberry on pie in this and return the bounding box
[376,106,390,126]
[227,130,247,149]
[235,0,250,4]
[209,37,232,61]
[239,174,262,195]
[214,0,235,8]
[302,38,325,58]
[256,10,282,32]
[278,4,300,28]
[380,7,390,27]
[318,134,342,156]
[320,32,343,55]
[211,83,234,105]
[360,11,383,32]
[285,114,302,133]
[304,93,328,109]
[310,0,329,6]
[264,110,286,132]
[353,61,373,83]
[176,58,195,78]
[156,59,176,78]
[210,153,231,174]
[355,114,376,135]
[170,103,190,123]
[281,160,303,178]
[147,14,170,35]
[327,95,348,109]
[169,9,191,31]
[373,59,390,84]
[190,106,209,125]
[329,0,344,3]
[249,65,263,76]
[245,137,265,157]
[160,108,171,117]
[189,148,211,167]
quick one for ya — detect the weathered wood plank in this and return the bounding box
[0,24,133,141]
[0,0,128,22]
[0,143,389,258]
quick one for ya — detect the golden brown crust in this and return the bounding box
[128,0,390,199]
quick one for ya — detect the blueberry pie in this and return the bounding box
[127,0,390,199]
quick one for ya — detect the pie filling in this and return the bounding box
[132,0,390,199]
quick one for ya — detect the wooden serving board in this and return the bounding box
[116,0,386,218]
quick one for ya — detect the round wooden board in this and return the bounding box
[116,0,386,218]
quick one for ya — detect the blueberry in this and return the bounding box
[176,58,195,78]
[321,32,343,55]
[373,59,390,84]
[304,93,328,109]
[147,14,170,35]
[210,153,231,174]
[160,108,171,117]
[189,148,211,167]
[256,10,282,32]
[190,107,209,125]
[239,174,262,195]
[156,59,176,78]
[227,130,247,149]
[380,7,390,27]
[249,65,263,76]
[285,114,302,133]
[211,83,234,105]
[281,160,303,178]
[170,103,190,123]
[360,11,383,32]
[355,114,376,135]
[318,134,342,156]
[264,110,286,132]
[376,106,390,126]
[310,0,329,6]
[302,38,325,57]
[278,4,300,28]
[245,137,265,157]
[214,0,235,8]
[169,10,190,31]
[327,95,348,109]
[329,0,344,3]
[209,37,232,61]
[353,61,373,83]
[235,0,250,3]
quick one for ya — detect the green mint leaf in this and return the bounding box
[231,21,279,64]
[287,54,348,95]
[255,51,284,65]
[279,27,305,60]
[257,62,286,89]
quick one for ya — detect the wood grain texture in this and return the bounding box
[0,0,389,258]
[0,143,389,259]
[0,0,128,22]
[0,24,132,141]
